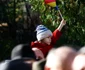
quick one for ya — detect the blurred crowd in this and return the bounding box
[0,17,85,70]
[0,44,85,70]
[1,1,85,70]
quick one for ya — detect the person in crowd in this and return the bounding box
[78,46,85,54]
[0,44,39,70]
[31,19,66,59]
[11,44,36,60]
[44,46,77,70]
[0,58,35,70]
[72,54,85,70]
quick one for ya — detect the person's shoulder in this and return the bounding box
[0,60,11,70]
[31,41,38,44]
[31,41,40,46]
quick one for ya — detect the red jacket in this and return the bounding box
[31,29,61,57]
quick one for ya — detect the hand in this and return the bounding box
[32,48,44,60]
[57,19,66,31]
[60,19,66,26]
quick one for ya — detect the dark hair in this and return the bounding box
[11,44,36,60]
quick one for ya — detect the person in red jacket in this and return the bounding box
[31,19,66,60]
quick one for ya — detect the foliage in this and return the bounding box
[29,0,85,47]
[0,0,85,60]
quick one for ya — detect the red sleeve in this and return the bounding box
[51,29,62,45]
[31,42,34,48]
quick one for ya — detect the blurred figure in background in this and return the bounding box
[11,44,36,60]
[0,58,35,70]
[72,54,85,70]
[78,46,85,54]
[0,44,37,70]
[45,46,77,70]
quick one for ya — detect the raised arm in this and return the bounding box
[51,19,66,45]
[57,19,66,31]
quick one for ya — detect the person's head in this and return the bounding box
[45,46,77,70]
[72,54,85,70]
[11,44,36,60]
[78,46,85,54]
[0,58,35,70]
[36,25,52,45]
